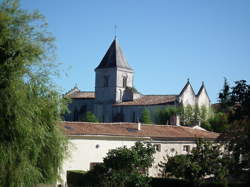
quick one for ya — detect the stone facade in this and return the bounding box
[64,39,210,125]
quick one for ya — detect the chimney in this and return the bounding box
[138,122,141,131]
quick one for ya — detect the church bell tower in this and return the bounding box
[94,39,133,122]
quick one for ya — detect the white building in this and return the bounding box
[59,121,219,186]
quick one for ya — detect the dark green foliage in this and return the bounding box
[159,139,229,186]
[220,80,250,182]
[67,170,87,187]
[80,142,156,187]
[219,78,231,112]
[150,178,191,187]
[67,172,248,187]
[208,112,229,133]
[0,0,68,186]
[85,111,99,122]
[200,121,212,131]
[150,178,248,187]
[140,109,152,124]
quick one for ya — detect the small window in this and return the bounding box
[123,77,127,88]
[154,144,161,152]
[90,162,102,170]
[183,145,190,152]
[104,76,109,87]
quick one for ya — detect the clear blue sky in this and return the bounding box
[20,0,250,103]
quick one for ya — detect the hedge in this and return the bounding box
[67,171,248,187]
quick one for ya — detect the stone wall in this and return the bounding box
[64,99,94,121]
[113,104,177,124]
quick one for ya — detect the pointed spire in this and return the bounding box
[197,81,206,96]
[179,79,195,96]
[196,81,211,102]
[95,39,133,70]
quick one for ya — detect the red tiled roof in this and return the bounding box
[67,91,95,99]
[61,122,219,140]
[114,95,177,106]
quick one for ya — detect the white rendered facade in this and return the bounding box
[60,136,198,185]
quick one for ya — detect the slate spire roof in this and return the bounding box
[197,81,210,101]
[197,81,205,96]
[179,78,195,96]
[95,39,133,70]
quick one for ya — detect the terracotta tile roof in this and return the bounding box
[61,122,219,140]
[67,91,95,99]
[114,95,177,106]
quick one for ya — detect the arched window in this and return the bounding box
[123,77,127,88]
[104,76,109,87]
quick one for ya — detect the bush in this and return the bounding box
[85,112,99,122]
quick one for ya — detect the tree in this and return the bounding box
[208,112,229,133]
[0,0,68,186]
[85,111,99,122]
[87,142,156,187]
[156,107,179,125]
[140,109,152,124]
[159,139,229,186]
[220,80,250,182]
[184,105,194,125]
[219,78,231,112]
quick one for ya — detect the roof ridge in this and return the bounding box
[62,121,203,129]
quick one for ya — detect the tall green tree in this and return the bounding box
[218,78,231,112]
[156,107,179,125]
[140,109,152,124]
[0,0,68,186]
[220,80,250,182]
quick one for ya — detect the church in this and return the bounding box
[64,39,210,125]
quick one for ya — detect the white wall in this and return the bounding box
[149,141,196,177]
[179,84,196,107]
[60,136,139,185]
[197,88,210,108]
[60,136,196,185]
